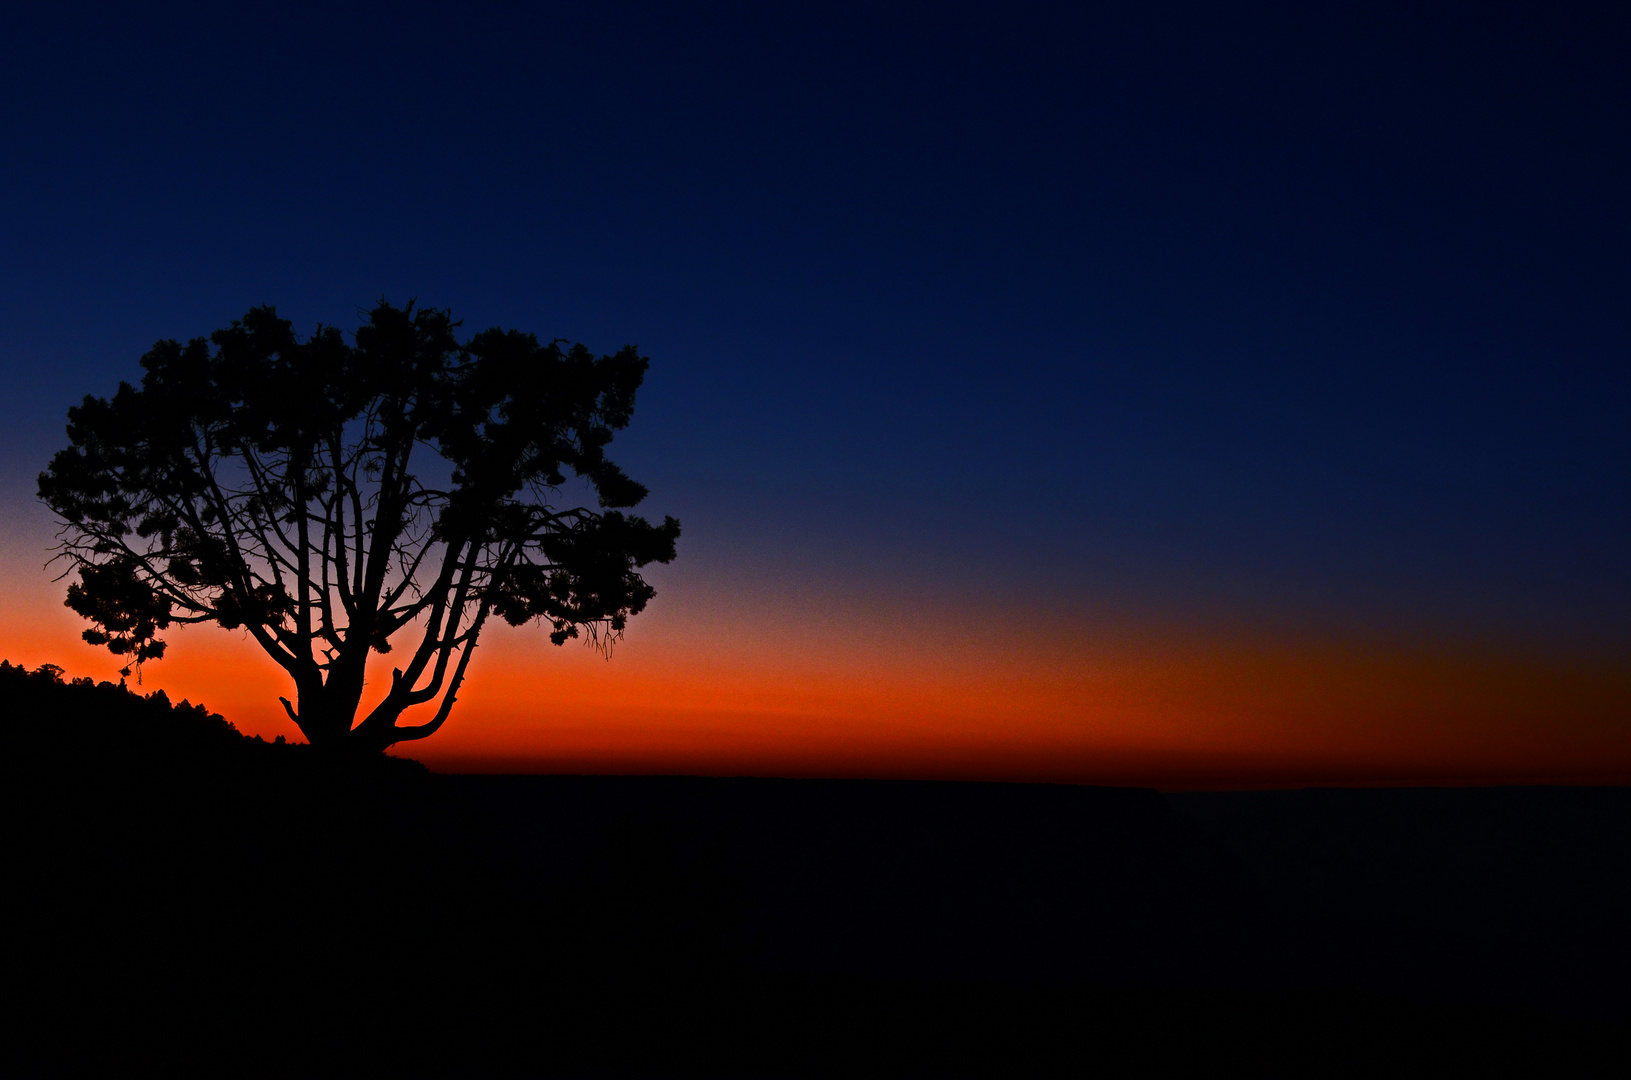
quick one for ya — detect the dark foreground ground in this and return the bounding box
[7,663,1628,1075]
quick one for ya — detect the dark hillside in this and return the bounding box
[1167,786,1631,1017]
[6,662,493,1075]
[6,661,1625,1076]
[440,774,1270,987]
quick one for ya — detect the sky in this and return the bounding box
[1,1,1626,786]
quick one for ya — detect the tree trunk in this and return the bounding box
[343,726,402,757]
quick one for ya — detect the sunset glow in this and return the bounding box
[2,5,1625,791]
[5,565,1623,787]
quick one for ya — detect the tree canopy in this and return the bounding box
[38,301,680,754]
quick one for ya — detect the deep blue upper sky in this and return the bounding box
[3,1,1627,651]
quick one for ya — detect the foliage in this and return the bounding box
[38,302,679,753]
[1,658,233,729]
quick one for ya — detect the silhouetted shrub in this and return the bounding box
[5,657,242,756]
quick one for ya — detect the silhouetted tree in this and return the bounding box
[39,301,679,754]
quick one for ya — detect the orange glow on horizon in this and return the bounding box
[3,576,1626,790]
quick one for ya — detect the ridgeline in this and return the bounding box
[8,661,1625,1076]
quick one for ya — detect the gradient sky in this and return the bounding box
[2,2,1627,786]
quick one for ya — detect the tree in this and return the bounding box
[38,301,680,755]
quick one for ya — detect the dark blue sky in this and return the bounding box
[4,1,1627,655]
